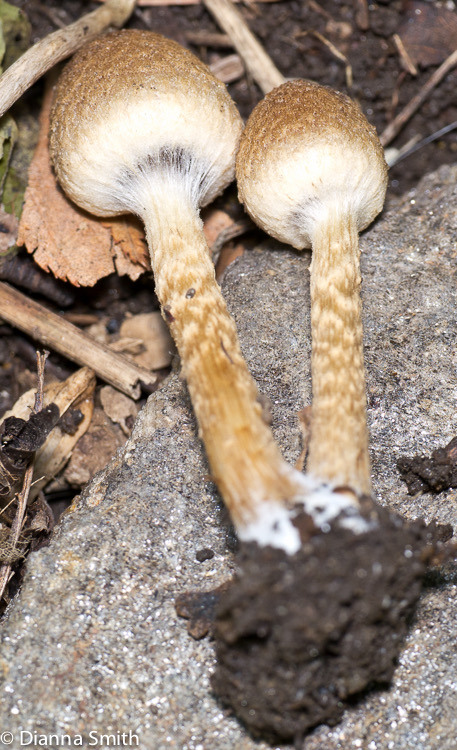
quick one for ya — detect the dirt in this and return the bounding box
[212,509,443,743]
[398,435,457,494]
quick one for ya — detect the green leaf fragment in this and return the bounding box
[0,2,33,218]
[0,1,31,72]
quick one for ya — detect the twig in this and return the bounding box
[99,0,280,4]
[0,352,47,602]
[387,121,457,167]
[186,31,233,47]
[0,282,159,398]
[209,53,245,84]
[33,351,48,412]
[0,0,137,119]
[30,3,68,31]
[295,30,353,89]
[393,34,418,76]
[380,49,457,147]
[202,0,285,94]
[210,217,255,256]
[308,0,332,21]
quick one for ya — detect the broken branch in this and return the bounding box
[0,282,159,398]
[202,0,284,94]
[380,48,457,147]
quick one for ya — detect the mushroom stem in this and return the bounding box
[0,0,137,118]
[142,194,308,536]
[307,210,371,496]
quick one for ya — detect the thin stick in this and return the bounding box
[0,352,47,602]
[295,30,353,89]
[98,0,280,5]
[393,34,418,76]
[202,0,284,94]
[0,0,137,119]
[0,282,158,398]
[380,49,457,147]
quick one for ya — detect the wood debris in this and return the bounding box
[0,281,160,398]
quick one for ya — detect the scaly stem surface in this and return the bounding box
[142,194,305,531]
[307,209,371,497]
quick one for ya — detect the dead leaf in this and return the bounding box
[17,83,149,287]
[64,407,124,488]
[102,215,150,276]
[0,403,60,505]
[0,367,96,500]
[99,386,139,437]
[215,242,244,278]
[202,208,234,248]
[398,1,457,68]
[119,312,175,370]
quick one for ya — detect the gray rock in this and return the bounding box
[1,164,457,750]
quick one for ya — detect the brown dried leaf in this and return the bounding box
[18,84,148,287]
[0,367,96,500]
[102,215,150,276]
[99,386,139,437]
[398,1,457,68]
[202,208,234,248]
[119,312,175,371]
[63,407,124,488]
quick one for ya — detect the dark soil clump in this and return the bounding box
[398,436,457,495]
[212,509,437,742]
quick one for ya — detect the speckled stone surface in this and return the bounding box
[0,164,457,750]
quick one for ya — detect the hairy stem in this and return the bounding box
[307,210,371,496]
[142,195,306,532]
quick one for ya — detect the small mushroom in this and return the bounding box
[210,80,437,741]
[237,78,388,498]
[49,30,337,552]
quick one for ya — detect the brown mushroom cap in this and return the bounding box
[236,79,388,249]
[49,29,243,217]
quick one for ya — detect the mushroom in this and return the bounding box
[49,30,352,553]
[210,80,437,741]
[236,79,387,498]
